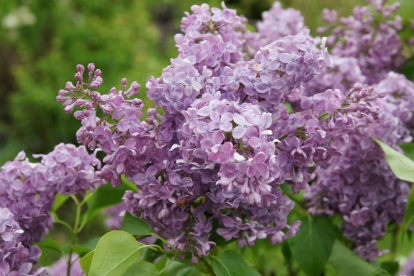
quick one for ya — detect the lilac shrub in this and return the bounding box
[55,2,393,262]
[0,0,413,273]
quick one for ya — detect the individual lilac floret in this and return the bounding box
[318,1,404,84]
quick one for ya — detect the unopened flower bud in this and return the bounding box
[76,64,85,73]
[87,63,95,72]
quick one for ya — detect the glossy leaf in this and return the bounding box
[373,137,414,182]
[328,240,387,276]
[80,250,95,275]
[122,261,158,276]
[399,143,414,161]
[120,211,154,237]
[88,230,143,276]
[213,250,250,276]
[288,216,335,276]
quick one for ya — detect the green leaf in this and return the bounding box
[380,261,399,275]
[72,244,92,257]
[88,230,143,276]
[247,266,262,276]
[122,261,158,276]
[80,250,95,275]
[52,194,69,212]
[213,250,251,276]
[373,137,414,182]
[35,237,63,255]
[399,143,414,161]
[288,216,335,276]
[120,211,154,237]
[328,240,387,276]
[403,185,414,233]
[85,182,131,223]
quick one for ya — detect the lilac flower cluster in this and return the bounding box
[0,144,102,273]
[0,207,46,276]
[243,1,305,56]
[306,83,413,260]
[304,0,414,261]
[318,0,404,84]
[55,2,393,261]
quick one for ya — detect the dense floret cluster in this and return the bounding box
[304,1,414,261]
[54,0,407,263]
[318,0,404,84]
[1,0,413,272]
[0,144,102,273]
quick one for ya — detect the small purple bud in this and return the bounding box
[87,63,95,72]
[121,78,127,86]
[76,64,85,73]
[95,69,102,77]
[132,98,143,108]
[75,72,83,83]
[74,111,84,120]
[147,108,157,117]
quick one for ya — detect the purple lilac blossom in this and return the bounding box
[243,1,305,57]
[305,72,414,261]
[318,0,404,84]
[0,207,46,276]
[0,144,103,272]
[56,1,390,262]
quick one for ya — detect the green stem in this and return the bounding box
[67,195,82,276]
